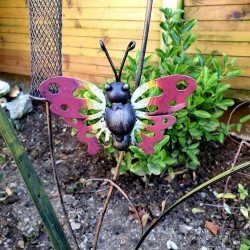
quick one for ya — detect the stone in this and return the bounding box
[5,93,33,119]
[0,80,10,97]
[70,221,81,230]
[0,97,7,108]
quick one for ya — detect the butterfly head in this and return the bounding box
[100,40,135,104]
[104,82,130,104]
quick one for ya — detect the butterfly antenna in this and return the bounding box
[99,40,118,82]
[118,40,136,81]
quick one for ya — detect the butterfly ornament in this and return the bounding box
[39,40,196,155]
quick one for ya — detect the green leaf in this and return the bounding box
[182,33,196,50]
[216,193,236,199]
[147,162,162,175]
[206,72,218,86]
[130,162,146,176]
[216,84,231,94]
[160,21,168,31]
[155,48,165,60]
[239,114,250,124]
[172,9,184,16]
[192,207,205,214]
[169,30,180,46]
[194,110,211,118]
[154,135,170,152]
[183,19,197,33]
[187,143,200,150]
[218,131,224,143]
[242,238,250,245]
[222,53,228,65]
[220,99,235,107]
[211,110,224,119]
[225,69,242,79]
[162,32,168,46]
[130,146,147,159]
[165,157,177,165]
[240,244,249,250]
[236,123,242,133]
[183,149,199,165]
[212,58,221,73]
[240,206,249,218]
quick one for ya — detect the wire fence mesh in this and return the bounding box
[28,0,62,100]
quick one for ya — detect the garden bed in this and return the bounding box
[0,100,250,250]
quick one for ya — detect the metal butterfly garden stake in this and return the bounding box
[39,41,197,154]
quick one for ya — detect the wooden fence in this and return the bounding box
[0,0,162,84]
[0,0,249,99]
[184,0,250,100]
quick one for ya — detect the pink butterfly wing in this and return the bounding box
[136,114,176,154]
[132,75,197,154]
[39,76,105,155]
[148,75,196,115]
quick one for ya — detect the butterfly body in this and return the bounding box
[104,81,136,151]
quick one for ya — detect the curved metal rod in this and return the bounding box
[135,0,153,89]
[82,178,143,237]
[99,40,119,81]
[118,40,136,81]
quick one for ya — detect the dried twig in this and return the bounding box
[93,151,124,250]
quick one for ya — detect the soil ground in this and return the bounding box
[0,74,250,250]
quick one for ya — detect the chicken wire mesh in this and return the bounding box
[28,0,62,100]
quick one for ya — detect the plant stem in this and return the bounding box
[93,151,124,250]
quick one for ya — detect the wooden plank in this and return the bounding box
[62,7,161,21]
[225,89,250,101]
[0,49,157,78]
[62,62,115,77]
[226,76,250,90]
[0,8,29,19]
[185,5,250,21]
[0,26,160,41]
[0,64,30,75]
[0,25,160,41]
[0,49,120,67]
[184,0,250,7]
[0,18,30,27]
[194,31,250,42]
[0,53,30,68]
[62,71,109,84]
[0,7,161,21]
[187,41,250,57]
[62,53,121,66]
[0,33,159,52]
[0,18,160,30]
[0,43,159,62]
[192,20,250,32]
[62,28,160,40]
[0,0,163,8]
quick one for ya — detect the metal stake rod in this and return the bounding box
[135,0,153,89]
[45,103,80,250]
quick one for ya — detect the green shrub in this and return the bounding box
[117,8,241,176]
[74,8,241,177]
